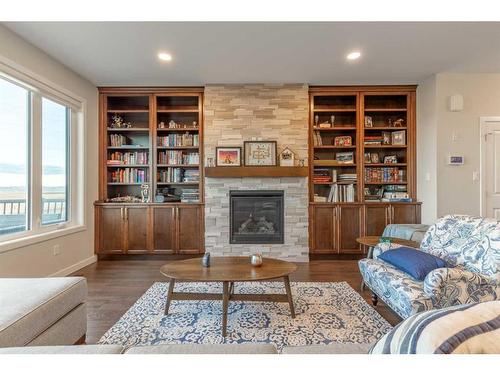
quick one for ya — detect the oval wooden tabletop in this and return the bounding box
[356,235,420,248]
[160,256,297,282]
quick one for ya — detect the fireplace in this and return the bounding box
[229,190,284,244]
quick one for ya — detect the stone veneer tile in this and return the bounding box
[204,84,309,262]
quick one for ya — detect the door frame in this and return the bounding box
[479,117,500,217]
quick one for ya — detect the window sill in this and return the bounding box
[0,225,87,254]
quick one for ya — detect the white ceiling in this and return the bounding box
[4,22,500,86]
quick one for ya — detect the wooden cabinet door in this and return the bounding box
[391,204,419,224]
[311,206,336,253]
[124,206,150,253]
[337,205,362,254]
[177,206,203,254]
[365,204,390,236]
[152,206,176,254]
[97,206,125,254]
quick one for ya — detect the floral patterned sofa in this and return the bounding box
[359,215,500,318]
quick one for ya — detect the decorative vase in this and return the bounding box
[202,252,210,267]
[250,253,263,267]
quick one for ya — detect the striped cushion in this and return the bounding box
[370,301,500,354]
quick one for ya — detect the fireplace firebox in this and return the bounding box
[229,190,284,244]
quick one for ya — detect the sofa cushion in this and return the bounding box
[0,277,87,347]
[370,301,500,354]
[125,343,278,354]
[282,343,373,354]
[359,258,434,318]
[0,345,124,354]
[378,246,447,281]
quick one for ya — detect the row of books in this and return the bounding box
[365,167,405,183]
[157,151,199,165]
[109,134,129,147]
[314,184,356,203]
[109,168,148,183]
[181,188,199,203]
[157,168,200,183]
[157,133,199,147]
[313,168,336,183]
[107,151,148,165]
[312,131,324,146]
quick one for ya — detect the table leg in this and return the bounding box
[283,276,296,318]
[164,278,176,315]
[222,281,229,337]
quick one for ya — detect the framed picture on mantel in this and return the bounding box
[244,141,277,166]
[216,147,242,166]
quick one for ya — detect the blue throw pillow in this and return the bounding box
[378,246,447,281]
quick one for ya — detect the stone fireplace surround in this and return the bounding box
[203,84,309,262]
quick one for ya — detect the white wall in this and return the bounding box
[417,73,500,221]
[0,25,98,277]
[416,76,438,224]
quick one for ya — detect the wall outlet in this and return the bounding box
[472,171,480,181]
[53,245,61,256]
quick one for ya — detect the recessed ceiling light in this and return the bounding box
[346,51,361,60]
[158,52,172,62]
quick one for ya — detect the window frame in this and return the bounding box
[0,57,86,253]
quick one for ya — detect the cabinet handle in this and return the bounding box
[125,207,128,220]
[120,207,124,220]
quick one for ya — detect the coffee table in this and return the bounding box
[160,256,298,337]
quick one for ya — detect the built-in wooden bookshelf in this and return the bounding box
[96,88,205,256]
[308,86,420,255]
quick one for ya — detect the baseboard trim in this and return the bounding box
[49,255,98,277]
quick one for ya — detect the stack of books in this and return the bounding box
[338,173,357,183]
[382,192,411,202]
[364,135,383,146]
[183,169,200,183]
[181,188,199,203]
[313,168,336,184]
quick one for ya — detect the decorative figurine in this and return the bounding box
[110,113,132,129]
[141,184,150,203]
[314,115,319,127]
[202,252,211,267]
[330,115,335,126]
[250,253,263,267]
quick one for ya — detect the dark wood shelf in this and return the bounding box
[205,166,308,178]
[364,182,408,185]
[364,108,407,112]
[156,127,199,132]
[157,182,200,185]
[314,108,357,112]
[156,146,199,149]
[364,163,407,167]
[314,146,357,149]
[313,162,356,167]
[364,127,407,130]
[107,182,148,185]
[157,164,199,168]
[313,127,357,131]
[363,145,407,149]
[107,109,149,113]
[106,164,150,168]
[107,146,150,150]
[107,128,149,132]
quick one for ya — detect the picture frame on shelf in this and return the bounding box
[364,115,373,128]
[334,136,352,147]
[364,152,372,163]
[244,141,277,166]
[335,151,354,164]
[216,147,242,167]
[391,130,406,145]
[383,155,398,164]
[279,146,296,167]
[370,153,380,164]
[382,131,391,145]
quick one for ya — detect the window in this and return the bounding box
[41,98,69,225]
[0,79,30,236]
[0,65,84,247]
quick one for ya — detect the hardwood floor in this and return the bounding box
[73,259,401,344]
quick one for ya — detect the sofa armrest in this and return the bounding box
[423,267,498,307]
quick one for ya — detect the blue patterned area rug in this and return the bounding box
[99,281,392,352]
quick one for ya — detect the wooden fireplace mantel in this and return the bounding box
[204,166,308,178]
